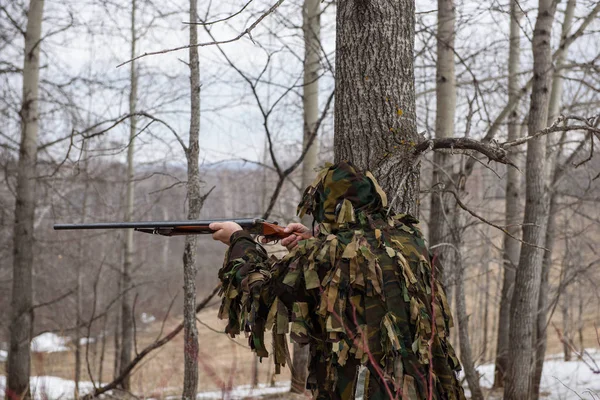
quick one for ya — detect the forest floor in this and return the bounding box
[1,300,599,399]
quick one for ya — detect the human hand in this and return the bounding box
[275,223,311,250]
[209,221,243,245]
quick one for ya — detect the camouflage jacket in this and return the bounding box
[218,162,465,400]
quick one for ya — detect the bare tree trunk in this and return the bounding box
[452,209,484,400]
[7,2,44,399]
[504,1,557,399]
[532,2,576,397]
[493,1,523,388]
[75,145,90,399]
[482,262,490,361]
[113,285,121,380]
[291,0,321,393]
[429,0,456,292]
[98,314,108,383]
[182,0,201,397]
[333,0,419,215]
[561,289,572,361]
[577,291,584,356]
[119,1,138,390]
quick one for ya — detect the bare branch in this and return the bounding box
[116,0,285,68]
[414,137,516,169]
[414,114,600,171]
[183,0,254,26]
[30,289,74,311]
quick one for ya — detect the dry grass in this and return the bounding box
[1,301,598,399]
[0,303,291,398]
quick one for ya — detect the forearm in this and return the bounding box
[219,230,268,285]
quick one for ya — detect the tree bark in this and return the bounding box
[493,0,523,388]
[504,1,557,399]
[429,0,456,290]
[291,0,321,393]
[182,0,201,397]
[333,0,419,216]
[531,2,576,397]
[119,0,138,390]
[7,1,44,399]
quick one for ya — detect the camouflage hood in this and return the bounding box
[297,161,388,225]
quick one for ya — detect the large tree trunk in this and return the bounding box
[291,0,321,393]
[182,0,201,397]
[119,0,138,391]
[7,1,44,399]
[493,0,523,388]
[333,0,419,215]
[504,1,557,399]
[531,2,576,397]
[429,0,456,290]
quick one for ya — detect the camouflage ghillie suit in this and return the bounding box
[218,161,465,399]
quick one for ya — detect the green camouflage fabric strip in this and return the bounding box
[218,161,466,400]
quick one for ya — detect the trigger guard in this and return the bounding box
[257,234,280,245]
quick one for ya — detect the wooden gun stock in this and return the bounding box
[261,221,312,241]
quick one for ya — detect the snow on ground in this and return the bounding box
[1,350,597,399]
[30,333,69,353]
[0,376,98,400]
[195,381,292,399]
[463,349,600,399]
[78,337,95,346]
[0,351,6,363]
[141,312,156,324]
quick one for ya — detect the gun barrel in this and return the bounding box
[53,218,264,231]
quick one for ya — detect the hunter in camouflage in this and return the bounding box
[210,161,465,399]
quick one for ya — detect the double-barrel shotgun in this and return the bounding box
[53,218,310,241]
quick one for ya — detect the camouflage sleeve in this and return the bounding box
[217,230,291,371]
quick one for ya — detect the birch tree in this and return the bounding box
[505,1,558,398]
[429,0,456,289]
[531,2,578,397]
[7,1,44,399]
[292,0,321,392]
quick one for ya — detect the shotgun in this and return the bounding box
[53,218,310,241]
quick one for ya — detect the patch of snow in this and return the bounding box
[195,381,291,399]
[141,313,156,324]
[464,348,600,400]
[78,337,95,345]
[194,350,600,400]
[0,375,99,400]
[0,350,7,362]
[31,332,69,353]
